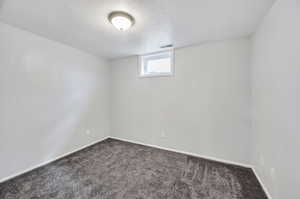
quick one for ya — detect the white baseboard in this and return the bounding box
[109,136,272,198]
[108,136,253,168]
[252,168,273,199]
[0,135,272,199]
[0,136,109,184]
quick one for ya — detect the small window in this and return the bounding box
[139,50,174,77]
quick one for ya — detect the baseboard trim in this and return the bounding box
[0,135,272,199]
[0,136,110,184]
[108,136,252,168]
[252,168,273,199]
[109,136,272,198]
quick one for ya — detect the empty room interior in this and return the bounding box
[0,0,299,198]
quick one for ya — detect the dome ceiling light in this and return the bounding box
[108,11,135,31]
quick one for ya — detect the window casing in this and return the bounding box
[139,50,174,77]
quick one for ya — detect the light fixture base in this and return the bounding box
[108,11,135,31]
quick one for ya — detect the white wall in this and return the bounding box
[3,2,298,196]
[111,38,252,165]
[0,22,111,181]
[251,0,300,198]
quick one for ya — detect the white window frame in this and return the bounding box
[139,50,174,77]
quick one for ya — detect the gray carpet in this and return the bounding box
[0,138,267,199]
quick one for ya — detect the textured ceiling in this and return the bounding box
[0,0,275,59]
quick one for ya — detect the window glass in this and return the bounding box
[140,50,174,77]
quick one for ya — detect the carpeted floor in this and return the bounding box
[0,138,267,199]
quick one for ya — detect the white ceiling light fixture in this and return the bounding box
[108,11,135,31]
